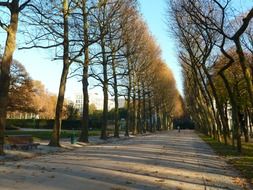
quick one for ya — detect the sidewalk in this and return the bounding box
[0,133,134,162]
[0,130,250,190]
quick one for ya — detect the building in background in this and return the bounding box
[73,91,125,114]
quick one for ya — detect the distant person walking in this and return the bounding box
[177,126,180,133]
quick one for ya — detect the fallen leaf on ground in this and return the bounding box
[232,177,246,188]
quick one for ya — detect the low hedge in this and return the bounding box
[6,119,104,130]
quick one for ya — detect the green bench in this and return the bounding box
[5,135,40,150]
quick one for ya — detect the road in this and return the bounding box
[0,130,247,190]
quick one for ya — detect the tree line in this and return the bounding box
[0,0,182,155]
[169,0,253,152]
[6,60,81,120]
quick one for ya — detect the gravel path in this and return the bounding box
[0,130,248,190]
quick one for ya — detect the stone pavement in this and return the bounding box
[0,130,249,190]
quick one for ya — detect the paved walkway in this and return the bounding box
[0,130,248,190]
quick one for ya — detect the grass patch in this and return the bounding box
[6,130,101,140]
[199,134,240,156]
[198,133,253,182]
[228,157,253,180]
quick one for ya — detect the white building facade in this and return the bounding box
[73,91,125,114]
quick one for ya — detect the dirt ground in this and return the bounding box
[0,130,250,190]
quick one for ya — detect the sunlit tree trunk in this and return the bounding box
[0,0,19,155]
[49,0,69,147]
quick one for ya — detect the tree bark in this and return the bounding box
[125,86,131,137]
[148,90,153,132]
[248,109,253,138]
[236,43,253,108]
[233,9,253,108]
[156,106,161,131]
[219,72,241,153]
[142,82,146,133]
[125,58,132,137]
[162,112,167,130]
[132,81,137,135]
[79,0,89,143]
[241,110,249,142]
[192,65,215,137]
[112,51,119,138]
[137,81,142,134]
[0,0,20,155]
[49,0,69,147]
[100,39,108,140]
[201,65,229,144]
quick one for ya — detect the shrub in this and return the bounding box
[6,119,105,130]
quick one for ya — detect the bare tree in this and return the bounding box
[0,0,31,155]
[22,0,81,146]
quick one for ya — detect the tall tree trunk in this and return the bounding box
[101,39,108,140]
[195,91,212,135]
[220,72,241,153]
[156,106,161,131]
[79,0,89,143]
[112,51,119,138]
[125,58,131,137]
[234,28,253,108]
[242,110,249,142]
[0,0,19,155]
[125,86,131,137]
[201,65,229,144]
[137,81,142,134]
[132,82,137,135]
[192,66,215,137]
[248,110,253,138]
[142,82,146,133]
[80,55,89,142]
[49,0,69,147]
[163,112,167,130]
[148,90,153,132]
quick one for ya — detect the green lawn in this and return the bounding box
[199,133,253,183]
[6,130,101,140]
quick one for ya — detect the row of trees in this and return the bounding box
[0,0,181,154]
[169,0,253,152]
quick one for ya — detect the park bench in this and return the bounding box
[5,135,40,150]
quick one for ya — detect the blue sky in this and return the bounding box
[139,0,183,94]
